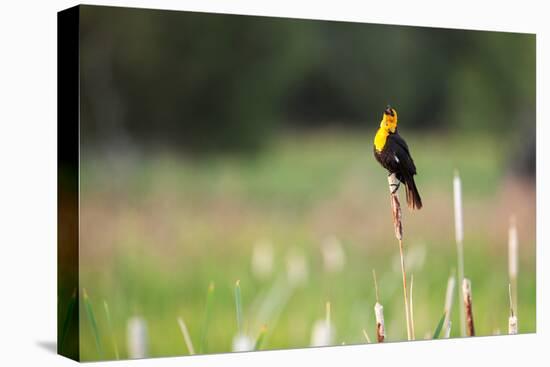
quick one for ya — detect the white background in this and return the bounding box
[0,0,547,365]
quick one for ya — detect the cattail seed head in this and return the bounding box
[508,315,518,335]
[374,302,385,342]
[462,278,475,337]
[127,316,148,359]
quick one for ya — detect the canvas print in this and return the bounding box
[58,5,536,362]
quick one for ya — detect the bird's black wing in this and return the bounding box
[386,132,423,209]
[387,132,417,175]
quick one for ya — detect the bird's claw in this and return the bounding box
[390,182,400,194]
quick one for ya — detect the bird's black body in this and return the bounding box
[374,130,423,209]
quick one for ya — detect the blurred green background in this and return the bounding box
[74,5,535,361]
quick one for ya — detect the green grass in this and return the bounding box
[432,312,446,339]
[199,282,215,354]
[82,289,104,359]
[234,280,243,336]
[78,131,536,361]
[59,288,77,354]
[103,300,120,359]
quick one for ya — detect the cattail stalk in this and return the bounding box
[453,171,466,336]
[508,283,518,335]
[177,317,195,355]
[387,173,412,341]
[443,275,455,338]
[508,216,518,316]
[462,278,475,336]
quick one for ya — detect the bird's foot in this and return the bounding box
[390,182,400,194]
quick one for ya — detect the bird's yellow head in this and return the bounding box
[380,105,398,133]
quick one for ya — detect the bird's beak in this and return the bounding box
[384,105,393,116]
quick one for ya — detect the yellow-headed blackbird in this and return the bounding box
[373,105,422,210]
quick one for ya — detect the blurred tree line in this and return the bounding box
[79,5,535,153]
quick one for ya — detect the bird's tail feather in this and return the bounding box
[405,177,422,210]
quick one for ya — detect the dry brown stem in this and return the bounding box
[387,174,412,340]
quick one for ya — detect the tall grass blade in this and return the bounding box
[199,281,215,354]
[177,316,195,355]
[432,312,446,339]
[82,288,104,358]
[362,328,372,343]
[254,325,267,350]
[103,300,119,359]
[444,321,452,338]
[443,274,455,338]
[251,274,294,347]
[235,280,243,335]
[325,301,331,335]
[59,288,77,354]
